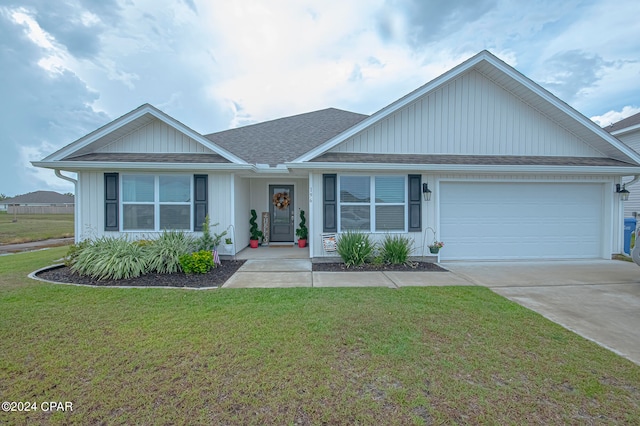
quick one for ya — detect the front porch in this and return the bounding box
[235,244,310,260]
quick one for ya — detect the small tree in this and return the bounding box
[296,210,308,240]
[196,215,215,252]
[249,209,263,241]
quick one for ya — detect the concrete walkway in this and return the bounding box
[0,237,73,255]
[222,259,473,288]
[224,258,640,366]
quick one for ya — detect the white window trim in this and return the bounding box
[120,174,193,232]
[337,175,407,233]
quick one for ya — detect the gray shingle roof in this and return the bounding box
[3,191,74,204]
[204,108,368,165]
[65,153,230,163]
[310,152,637,167]
[604,112,640,133]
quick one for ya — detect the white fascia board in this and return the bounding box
[611,124,640,137]
[292,53,489,163]
[293,50,640,166]
[487,57,640,165]
[285,162,640,175]
[43,106,152,161]
[43,104,248,165]
[32,161,254,172]
[146,106,249,165]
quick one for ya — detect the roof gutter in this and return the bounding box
[55,169,80,243]
[285,162,640,175]
[55,169,77,185]
[624,175,640,187]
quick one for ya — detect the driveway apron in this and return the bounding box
[443,260,640,366]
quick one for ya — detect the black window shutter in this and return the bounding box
[104,173,119,231]
[323,174,337,232]
[408,174,422,232]
[193,174,208,231]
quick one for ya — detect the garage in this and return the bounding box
[439,182,604,260]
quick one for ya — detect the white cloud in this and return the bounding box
[2,0,640,196]
[591,106,640,127]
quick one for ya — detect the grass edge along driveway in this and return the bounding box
[1,247,639,425]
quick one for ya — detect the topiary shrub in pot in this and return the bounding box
[249,209,263,248]
[296,210,308,248]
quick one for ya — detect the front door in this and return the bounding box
[270,185,294,242]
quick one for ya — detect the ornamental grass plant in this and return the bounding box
[71,236,149,280]
[380,234,413,265]
[145,230,195,274]
[336,230,375,267]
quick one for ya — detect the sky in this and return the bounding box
[1,0,639,196]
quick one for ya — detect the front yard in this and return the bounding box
[0,212,74,244]
[1,248,639,424]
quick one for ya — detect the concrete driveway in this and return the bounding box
[442,260,640,366]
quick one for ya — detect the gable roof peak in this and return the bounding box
[293,49,640,165]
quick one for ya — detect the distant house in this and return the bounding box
[2,191,74,214]
[34,50,640,260]
[605,112,640,217]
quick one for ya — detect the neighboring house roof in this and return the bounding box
[204,108,368,166]
[605,111,640,136]
[2,191,74,204]
[293,50,640,166]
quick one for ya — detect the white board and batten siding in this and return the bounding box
[76,171,233,241]
[330,70,605,158]
[96,119,214,154]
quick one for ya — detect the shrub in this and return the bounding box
[249,209,263,241]
[145,230,195,274]
[380,234,413,265]
[179,250,214,274]
[336,231,375,267]
[71,236,149,280]
[63,240,90,267]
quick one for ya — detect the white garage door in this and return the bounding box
[439,182,604,260]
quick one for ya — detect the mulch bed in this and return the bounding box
[312,262,447,272]
[36,261,247,288]
[36,260,447,288]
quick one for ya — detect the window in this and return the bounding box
[338,175,406,232]
[121,175,191,231]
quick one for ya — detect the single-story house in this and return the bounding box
[604,112,640,218]
[2,191,74,214]
[33,50,640,261]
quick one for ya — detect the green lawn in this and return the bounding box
[0,212,74,244]
[1,248,639,424]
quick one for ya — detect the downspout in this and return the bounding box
[623,175,640,188]
[55,170,80,243]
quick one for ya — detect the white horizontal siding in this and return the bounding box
[331,70,604,157]
[97,119,213,154]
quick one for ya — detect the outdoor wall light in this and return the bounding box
[422,183,432,201]
[616,183,630,201]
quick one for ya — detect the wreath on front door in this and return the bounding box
[272,192,291,210]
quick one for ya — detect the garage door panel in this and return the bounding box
[440,182,603,260]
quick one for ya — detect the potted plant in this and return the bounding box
[249,209,263,248]
[428,241,444,254]
[295,210,308,248]
[223,237,233,253]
